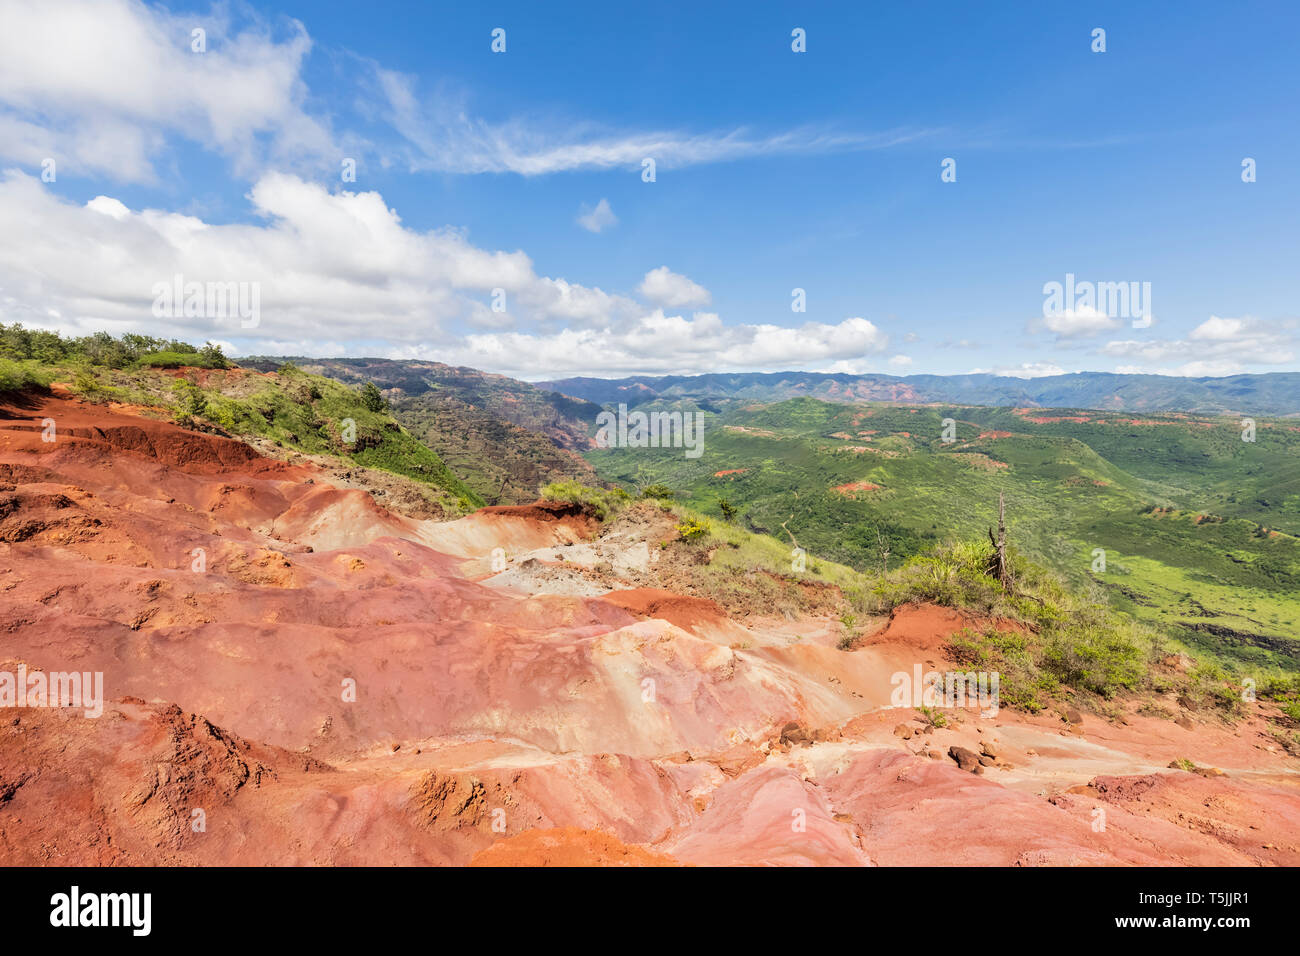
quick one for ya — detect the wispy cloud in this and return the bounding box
[576,198,617,233]
[376,67,936,176]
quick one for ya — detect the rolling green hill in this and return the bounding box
[584,397,1300,672]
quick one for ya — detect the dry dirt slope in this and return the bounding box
[1,390,1298,865]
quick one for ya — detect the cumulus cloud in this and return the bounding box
[1041,306,1122,339]
[0,169,593,344]
[0,169,889,377]
[0,0,345,182]
[435,314,889,379]
[1101,315,1296,375]
[576,198,617,233]
[638,267,711,309]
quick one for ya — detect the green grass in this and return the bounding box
[586,396,1300,677]
[539,480,630,520]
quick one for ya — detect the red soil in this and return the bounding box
[470,827,681,866]
[601,588,728,632]
[2,390,1299,867]
[833,481,882,496]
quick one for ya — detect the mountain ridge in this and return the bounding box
[535,370,1300,417]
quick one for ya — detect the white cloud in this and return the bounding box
[0,169,598,344]
[971,362,1067,379]
[0,169,891,378]
[375,67,936,176]
[1041,306,1122,339]
[439,314,889,379]
[1189,315,1247,341]
[0,1,933,185]
[1101,315,1295,374]
[888,354,913,367]
[576,198,617,234]
[638,267,711,309]
[0,0,343,183]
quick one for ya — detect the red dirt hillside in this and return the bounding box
[2,390,1299,866]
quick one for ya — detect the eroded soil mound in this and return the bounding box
[1,390,1298,866]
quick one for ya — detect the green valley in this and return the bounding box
[584,397,1300,673]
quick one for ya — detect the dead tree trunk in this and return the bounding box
[987,492,1012,589]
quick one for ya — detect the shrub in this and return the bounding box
[0,357,52,392]
[677,517,711,542]
[917,705,948,729]
[171,380,208,420]
[539,481,629,521]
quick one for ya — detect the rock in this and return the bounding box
[928,750,945,760]
[714,743,765,777]
[978,754,995,767]
[980,740,1000,759]
[1064,706,1083,725]
[780,721,812,747]
[893,723,914,739]
[948,746,982,773]
[1176,716,1194,730]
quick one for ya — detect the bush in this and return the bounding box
[640,483,674,500]
[677,517,711,542]
[171,380,208,420]
[539,481,630,521]
[0,357,52,392]
[949,625,1056,713]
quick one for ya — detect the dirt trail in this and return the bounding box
[1,391,1298,865]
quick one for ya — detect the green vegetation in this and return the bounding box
[0,357,53,393]
[1,323,231,370]
[539,480,630,521]
[0,326,480,512]
[916,705,949,729]
[360,381,387,413]
[586,395,1300,676]
[676,517,711,541]
[875,539,1151,710]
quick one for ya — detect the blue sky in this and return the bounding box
[1,0,1297,379]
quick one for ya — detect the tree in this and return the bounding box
[360,381,387,413]
[199,341,230,369]
[718,497,737,521]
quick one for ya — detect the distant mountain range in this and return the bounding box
[535,370,1300,417]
